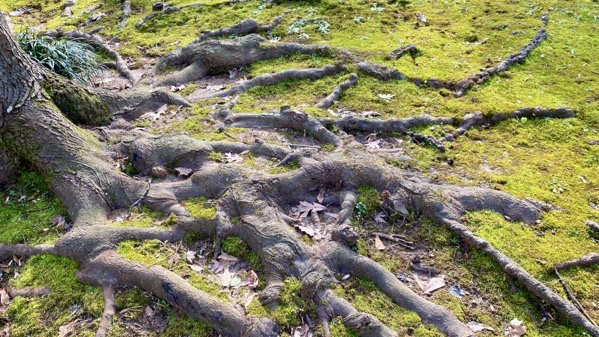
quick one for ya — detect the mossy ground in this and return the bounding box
[1,0,598,335]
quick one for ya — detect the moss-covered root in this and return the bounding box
[43,74,112,126]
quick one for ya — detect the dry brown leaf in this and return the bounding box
[58,319,80,337]
[297,201,327,218]
[144,305,155,318]
[423,275,446,294]
[316,188,325,203]
[392,200,409,215]
[185,250,196,264]
[374,235,386,250]
[467,321,494,332]
[0,288,10,306]
[223,152,244,163]
[175,167,193,178]
[220,268,233,287]
[218,253,239,263]
[508,318,526,337]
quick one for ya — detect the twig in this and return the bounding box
[554,268,598,327]
[130,178,152,212]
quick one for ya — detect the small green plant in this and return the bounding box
[355,201,368,219]
[17,28,104,85]
[314,19,331,34]
[288,20,306,34]
[519,116,528,125]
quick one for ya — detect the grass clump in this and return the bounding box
[17,28,104,85]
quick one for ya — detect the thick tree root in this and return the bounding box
[151,34,330,87]
[324,243,475,337]
[0,244,56,262]
[6,287,51,299]
[194,16,283,43]
[61,0,75,17]
[217,106,343,147]
[316,73,358,109]
[196,64,345,100]
[44,30,136,84]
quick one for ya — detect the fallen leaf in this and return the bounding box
[341,274,351,281]
[297,225,316,237]
[449,285,466,298]
[185,250,196,263]
[316,188,325,203]
[416,12,427,23]
[377,93,395,100]
[467,321,494,332]
[245,270,259,289]
[392,200,409,215]
[0,288,10,306]
[189,264,203,273]
[415,275,446,294]
[175,167,193,178]
[507,318,526,337]
[144,305,155,318]
[366,139,381,150]
[58,319,80,337]
[374,235,386,250]
[170,84,186,92]
[296,201,327,219]
[223,152,243,163]
[374,212,388,224]
[230,276,242,287]
[220,268,233,287]
[218,252,239,263]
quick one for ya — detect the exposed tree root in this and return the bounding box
[196,64,345,100]
[95,286,116,337]
[61,0,75,17]
[135,1,240,28]
[6,286,51,299]
[119,0,131,28]
[453,22,548,97]
[316,73,358,109]
[385,44,418,61]
[44,29,136,84]
[151,34,330,87]
[2,10,598,337]
[553,253,599,272]
[216,106,343,147]
[438,218,599,336]
[194,16,283,43]
[586,220,599,233]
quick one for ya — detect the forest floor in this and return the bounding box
[0,0,598,336]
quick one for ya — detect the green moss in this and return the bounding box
[267,160,299,174]
[6,255,103,337]
[111,206,163,228]
[0,171,66,245]
[182,197,217,219]
[272,278,315,331]
[356,185,380,218]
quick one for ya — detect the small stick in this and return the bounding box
[554,268,597,327]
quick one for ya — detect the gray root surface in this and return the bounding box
[151,34,330,87]
[2,10,597,337]
[197,64,345,100]
[453,24,548,97]
[316,73,358,109]
[119,0,131,28]
[194,16,283,43]
[553,253,599,272]
[385,44,417,60]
